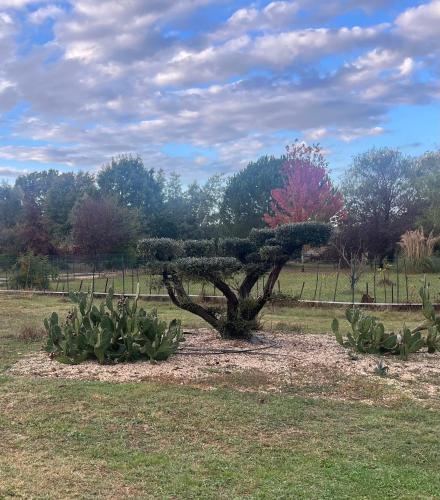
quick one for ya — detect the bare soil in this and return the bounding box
[8,329,440,404]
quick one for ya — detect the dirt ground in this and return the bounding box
[8,329,440,405]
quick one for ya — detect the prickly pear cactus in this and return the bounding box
[43,285,184,364]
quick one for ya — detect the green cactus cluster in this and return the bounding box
[44,285,184,364]
[332,288,440,361]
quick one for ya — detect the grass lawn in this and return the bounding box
[11,261,439,304]
[1,295,440,498]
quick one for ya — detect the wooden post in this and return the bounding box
[333,261,340,302]
[373,259,377,300]
[313,263,320,300]
[122,258,125,295]
[299,281,305,300]
[404,259,409,303]
[104,277,109,293]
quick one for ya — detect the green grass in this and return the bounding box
[1,294,440,498]
[0,293,428,339]
[13,261,439,304]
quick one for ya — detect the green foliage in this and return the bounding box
[219,155,284,236]
[10,252,58,290]
[183,239,216,257]
[175,257,241,279]
[249,227,277,247]
[373,358,389,376]
[138,238,184,262]
[219,238,256,262]
[44,287,184,364]
[332,288,440,360]
[275,222,332,254]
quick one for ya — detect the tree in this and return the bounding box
[45,172,96,240]
[151,173,226,239]
[264,143,345,227]
[342,148,422,261]
[97,155,163,230]
[71,196,139,259]
[0,184,23,257]
[15,197,55,255]
[413,150,440,233]
[220,155,284,236]
[138,222,331,339]
[0,183,21,229]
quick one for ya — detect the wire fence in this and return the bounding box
[0,254,439,304]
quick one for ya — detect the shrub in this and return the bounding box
[183,239,216,257]
[332,288,440,360]
[44,287,184,364]
[137,238,183,262]
[399,228,440,269]
[9,252,58,290]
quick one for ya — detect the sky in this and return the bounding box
[0,0,439,183]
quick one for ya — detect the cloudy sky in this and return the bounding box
[0,0,439,182]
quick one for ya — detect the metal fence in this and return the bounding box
[0,254,439,305]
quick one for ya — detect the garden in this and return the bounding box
[1,146,440,498]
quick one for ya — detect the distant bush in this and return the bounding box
[44,287,184,364]
[332,288,440,360]
[10,252,58,290]
[399,228,440,272]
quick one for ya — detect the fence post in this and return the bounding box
[404,258,409,303]
[313,263,320,301]
[122,257,125,295]
[333,260,340,302]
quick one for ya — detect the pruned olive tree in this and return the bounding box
[138,222,331,339]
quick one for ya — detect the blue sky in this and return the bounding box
[0,0,439,183]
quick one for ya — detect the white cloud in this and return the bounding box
[396,0,440,41]
[0,0,438,179]
[0,166,29,177]
[339,126,385,142]
[28,4,63,23]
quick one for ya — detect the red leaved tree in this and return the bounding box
[263,142,345,227]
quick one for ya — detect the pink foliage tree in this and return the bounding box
[263,142,345,228]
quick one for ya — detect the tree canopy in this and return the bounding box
[220,155,284,236]
[341,148,422,260]
[264,143,345,227]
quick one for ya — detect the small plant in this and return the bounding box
[18,325,47,342]
[374,358,389,376]
[10,252,58,290]
[44,286,184,364]
[332,287,440,361]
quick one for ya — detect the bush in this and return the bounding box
[10,252,58,290]
[137,238,183,262]
[44,287,184,364]
[332,288,440,360]
[183,239,216,257]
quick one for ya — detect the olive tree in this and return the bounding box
[138,222,331,339]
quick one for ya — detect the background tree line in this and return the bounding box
[0,147,439,264]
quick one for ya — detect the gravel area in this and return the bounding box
[8,329,440,401]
